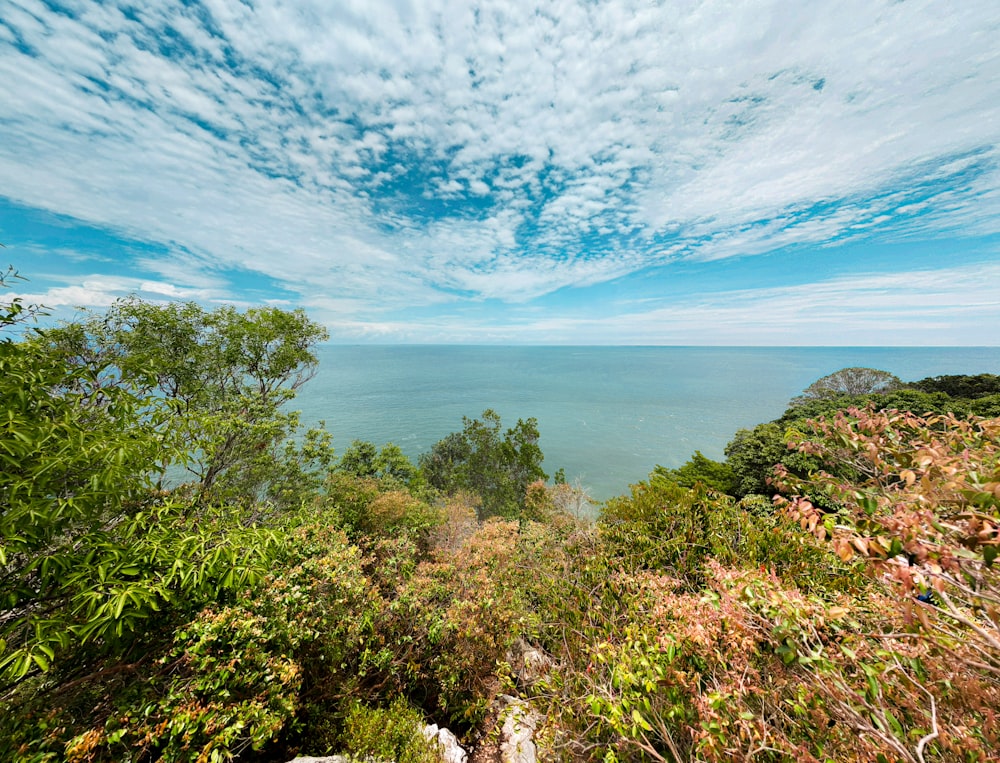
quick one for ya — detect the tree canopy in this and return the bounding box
[419,409,547,519]
[35,298,331,507]
[791,366,902,405]
[337,439,421,488]
[0,294,330,692]
[910,373,1000,399]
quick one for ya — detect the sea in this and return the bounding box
[293,346,1000,502]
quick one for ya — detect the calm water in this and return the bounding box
[294,346,1000,501]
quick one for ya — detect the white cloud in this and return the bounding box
[1,0,999,337]
[316,259,1000,345]
[11,274,225,309]
[508,261,1000,346]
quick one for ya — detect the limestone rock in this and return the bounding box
[507,638,553,688]
[498,696,541,763]
[422,723,468,763]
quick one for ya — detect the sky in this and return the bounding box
[1,0,999,345]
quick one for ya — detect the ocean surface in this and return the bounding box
[294,346,1000,502]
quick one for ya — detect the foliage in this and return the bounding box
[420,409,548,519]
[322,472,442,544]
[46,298,327,406]
[338,439,423,489]
[57,526,372,763]
[363,519,536,726]
[337,698,438,763]
[968,394,1000,418]
[0,292,340,761]
[7,279,1000,763]
[426,492,480,554]
[520,479,593,527]
[597,478,865,599]
[776,388,952,425]
[35,298,331,509]
[256,420,336,514]
[723,422,822,500]
[536,478,997,762]
[548,479,596,521]
[791,367,902,405]
[2,515,379,762]
[910,373,1000,399]
[0,334,266,690]
[654,451,737,494]
[599,480,715,585]
[730,377,1000,504]
[776,406,1000,677]
[0,265,46,332]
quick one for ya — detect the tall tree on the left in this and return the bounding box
[0,281,328,696]
[37,297,331,507]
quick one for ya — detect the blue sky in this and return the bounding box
[2,0,999,344]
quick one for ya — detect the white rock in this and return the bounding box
[422,723,468,763]
[499,698,540,763]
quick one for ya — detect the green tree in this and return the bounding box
[654,450,737,494]
[909,373,1000,399]
[723,422,822,500]
[775,388,955,424]
[0,327,285,692]
[420,409,547,519]
[0,265,45,333]
[338,440,421,488]
[36,297,331,509]
[0,289,331,693]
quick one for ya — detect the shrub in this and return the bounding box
[776,407,1000,677]
[598,480,714,585]
[420,409,547,520]
[365,520,536,726]
[427,492,480,555]
[10,529,377,763]
[323,473,441,545]
[337,697,438,763]
[654,451,737,494]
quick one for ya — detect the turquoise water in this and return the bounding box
[294,346,1000,501]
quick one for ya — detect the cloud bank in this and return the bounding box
[1,0,999,342]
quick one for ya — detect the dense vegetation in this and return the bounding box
[2,280,998,762]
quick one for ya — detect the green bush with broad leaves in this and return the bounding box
[59,530,374,763]
[0,280,339,760]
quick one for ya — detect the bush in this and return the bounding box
[365,520,537,726]
[598,480,714,585]
[337,698,438,763]
[3,523,377,763]
[323,472,441,545]
[654,451,737,494]
[419,409,547,520]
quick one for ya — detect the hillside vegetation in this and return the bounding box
[2,283,998,762]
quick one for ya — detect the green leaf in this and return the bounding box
[631,708,653,732]
[32,650,50,671]
[885,709,903,737]
[984,544,998,568]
